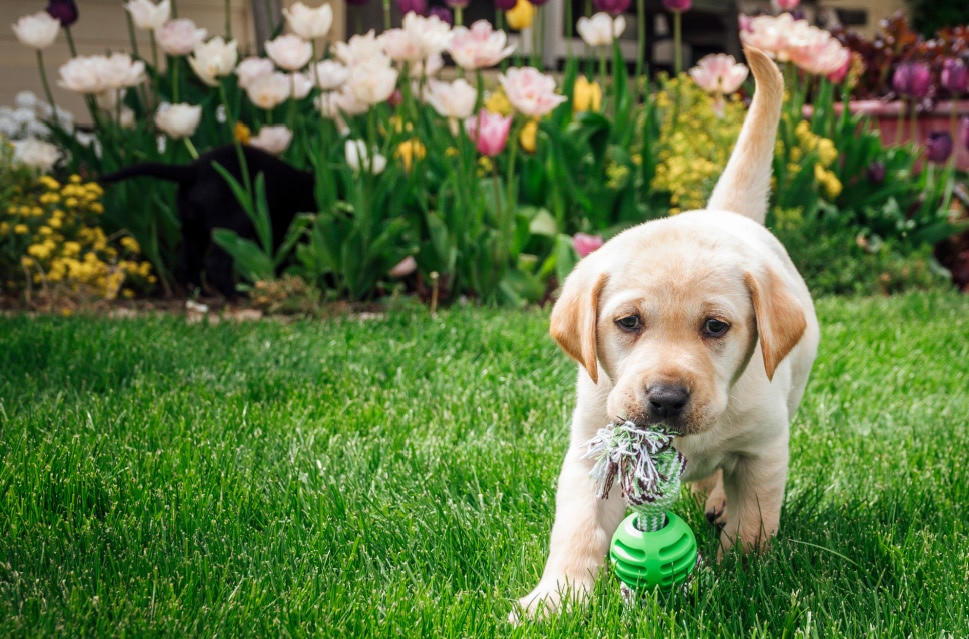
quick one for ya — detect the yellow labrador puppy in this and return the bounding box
[513,47,820,620]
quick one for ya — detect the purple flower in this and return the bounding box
[446,0,469,7]
[397,0,427,14]
[46,0,78,27]
[941,58,969,95]
[494,0,517,10]
[429,6,453,24]
[961,116,969,151]
[594,0,632,14]
[925,131,953,164]
[892,61,932,99]
[662,0,692,11]
[867,161,886,184]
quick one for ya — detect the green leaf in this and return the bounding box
[211,229,275,283]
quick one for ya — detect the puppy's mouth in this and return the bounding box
[621,411,691,436]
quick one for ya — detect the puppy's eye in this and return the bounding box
[703,318,730,337]
[616,315,641,331]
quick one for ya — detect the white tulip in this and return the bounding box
[124,0,171,31]
[282,2,333,40]
[290,72,314,100]
[344,139,386,175]
[245,72,291,110]
[154,102,202,139]
[58,56,109,94]
[248,125,293,156]
[346,60,398,106]
[576,12,625,48]
[188,37,239,87]
[311,59,349,91]
[155,18,207,56]
[265,34,313,71]
[101,52,147,90]
[235,57,275,89]
[12,11,60,50]
[426,78,476,120]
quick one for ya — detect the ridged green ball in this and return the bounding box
[609,511,698,591]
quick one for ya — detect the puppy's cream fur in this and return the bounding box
[513,47,820,620]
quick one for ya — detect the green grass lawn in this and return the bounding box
[1,293,968,638]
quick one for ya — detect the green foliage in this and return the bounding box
[770,207,950,297]
[906,0,969,39]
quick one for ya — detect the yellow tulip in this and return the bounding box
[395,139,427,172]
[506,0,535,31]
[519,119,538,153]
[572,76,602,113]
[234,121,251,144]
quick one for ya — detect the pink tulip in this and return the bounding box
[572,233,604,257]
[771,0,799,11]
[465,109,512,157]
[499,66,567,118]
[689,54,748,95]
[448,20,515,70]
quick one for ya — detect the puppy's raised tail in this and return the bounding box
[706,47,784,226]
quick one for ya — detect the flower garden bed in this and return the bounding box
[2,0,967,311]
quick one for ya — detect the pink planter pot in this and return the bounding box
[832,100,969,171]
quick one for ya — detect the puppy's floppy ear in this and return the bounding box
[550,265,608,384]
[744,269,807,381]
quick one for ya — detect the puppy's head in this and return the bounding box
[550,223,806,435]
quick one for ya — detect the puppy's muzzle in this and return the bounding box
[646,384,690,422]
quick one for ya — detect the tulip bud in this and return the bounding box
[46,0,78,27]
[866,161,886,185]
[892,62,932,99]
[925,131,953,165]
[941,58,969,95]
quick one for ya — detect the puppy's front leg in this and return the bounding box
[719,441,789,556]
[513,443,627,620]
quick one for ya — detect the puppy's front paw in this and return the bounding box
[508,577,592,624]
[704,491,727,529]
[691,469,727,529]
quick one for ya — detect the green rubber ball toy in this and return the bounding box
[610,511,698,592]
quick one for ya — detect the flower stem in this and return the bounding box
[64,26,78,58]
[673,11,682,76]
[635,0,646,99]
[171,56,180,103]
[35,50,61,131]
[183,137,199,159]
[224,0,232,40]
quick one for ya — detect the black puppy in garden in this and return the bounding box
[99,145,316,297]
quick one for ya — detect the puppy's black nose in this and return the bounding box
[646,385,689,420]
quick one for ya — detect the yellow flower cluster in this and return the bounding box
[650,75,746,213]
[785,120,842,200]
[1,172,155,299]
